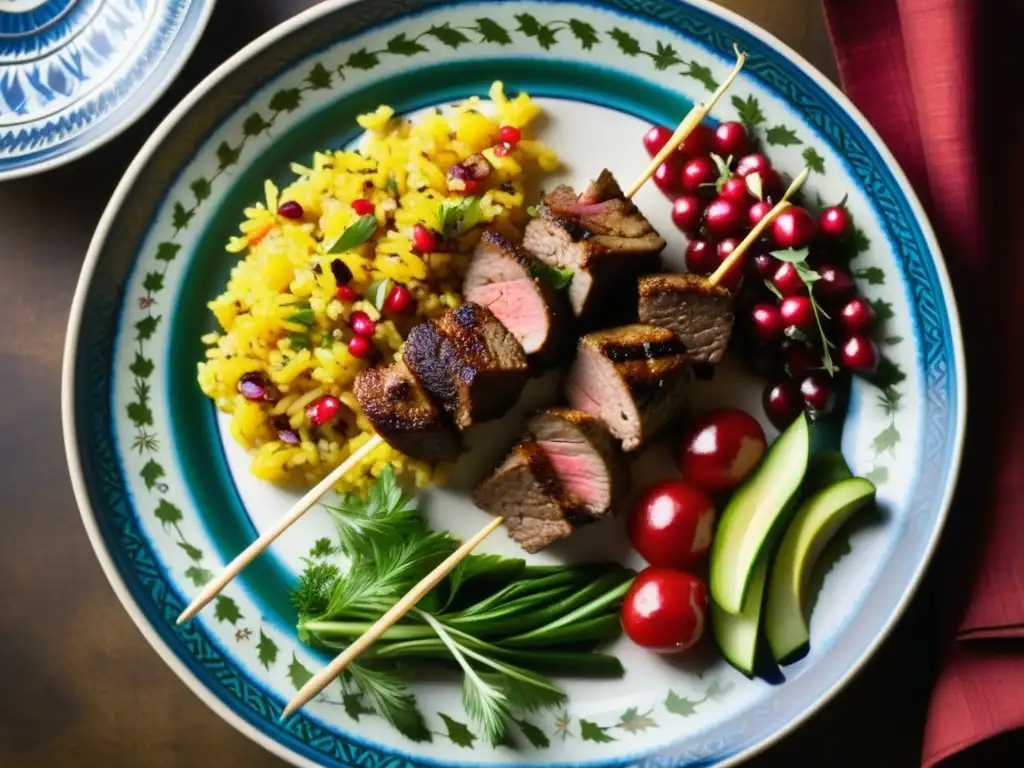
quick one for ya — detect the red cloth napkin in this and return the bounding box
[821,0,1024,765]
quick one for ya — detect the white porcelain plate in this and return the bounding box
[63,1,965,766]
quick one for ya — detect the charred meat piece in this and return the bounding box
[638,273,735,364]
[463,230,571,365]
[353,361,462,462]
[523,169,665,327]
[472,438,595,553]
[528,408,630,520]
[566,324,692,452]
[404,302,528,428]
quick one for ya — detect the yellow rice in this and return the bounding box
[197,82,559,495]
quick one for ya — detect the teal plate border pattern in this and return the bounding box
[64,1,965,766]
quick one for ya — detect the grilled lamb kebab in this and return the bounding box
[637,273,735,364]
[402,301,529,429]
[523,169,666,329]
[463,230,573,367]
[566,323,693,452]
[353,360,463,461]
[473,408,629,553]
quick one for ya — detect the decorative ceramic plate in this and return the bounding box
[0,0,215,180]
[63,1,965,766]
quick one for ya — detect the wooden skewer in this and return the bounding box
[280,515,505,718]
[708,166,811,287]
[624,44,748,200]
[175,434,386,625]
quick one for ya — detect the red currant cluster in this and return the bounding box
[643,120,881,429]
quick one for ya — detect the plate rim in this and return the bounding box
[0,0,219,182]
[61,0,968,766]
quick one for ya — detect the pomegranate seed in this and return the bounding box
[749,200,774,227]
[348,335,373,359]
[772,207,816,249]
[643,125,673,156]
[493,142,512,157]
[800,374,834,414]
[351,198,374,216]
[752,303,784,341]
[784,344,819,379]
[671,195,704,234]
[498,125,522,145]
[817,264,854,303]
[840,335,879,373]
[839,298,875,334]
[750,252,780,279]
[277,201,304,219]
[703,197,747,237]
[757,167,786,199]
[720,176,750,203]
[277,427,301,445]
[819,206,851,238]
[677,123,713,158]
[680,155,717,194]
[383,284,413,313]
[412,224,438,252]
[653,155,684,198]
[306,395,341,426]
[350,310,376,337]
[716,239,744,291]
[763,379,801,429]
[712,121,749,157]
[780,295,815,328]
[736,153,771,178]
[772,262,806,296]
[237,372,269,401]
[685,239,718,275]
[336,284,359,302]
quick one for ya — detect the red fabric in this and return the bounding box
[822,0,1024,765]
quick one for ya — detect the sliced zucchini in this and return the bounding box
[709,412,811,614]
[764,476,877,662]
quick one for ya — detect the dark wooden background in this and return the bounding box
[0,0,979,765]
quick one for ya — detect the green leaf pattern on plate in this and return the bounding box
[122,10,908,749]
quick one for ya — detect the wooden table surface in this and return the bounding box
[0,1,948,766]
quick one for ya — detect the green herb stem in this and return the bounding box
[299,620,436,641]
[498,577,634,647]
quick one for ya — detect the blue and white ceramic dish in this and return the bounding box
[0,0,215,180]
[62,1,966,766]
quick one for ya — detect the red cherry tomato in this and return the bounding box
[627,479,717,568]
[678,408,767,492]
[621,568,709,653]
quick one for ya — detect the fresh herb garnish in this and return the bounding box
[386,175,399,197]
[365,278,393,311]
[529,261,574,290]
[706,153,734,192]
[285,301,315,326]
[771,247,837,375]
[287,332,311,351]
[293,468,631,744]
[526,205,540,218]
[437,196,482,240]
[328,214,378,254]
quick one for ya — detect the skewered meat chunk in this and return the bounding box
[566,324,693,452]
[528,408,630,519]
[472,438,595,553]
[403,302,528,428]
[523,169,665,328]
[463,230,572,366]
[638,273,735,364]
[353,361,462,461]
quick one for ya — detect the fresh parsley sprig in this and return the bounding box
[772,247,838,375]
[291,468,631,743]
